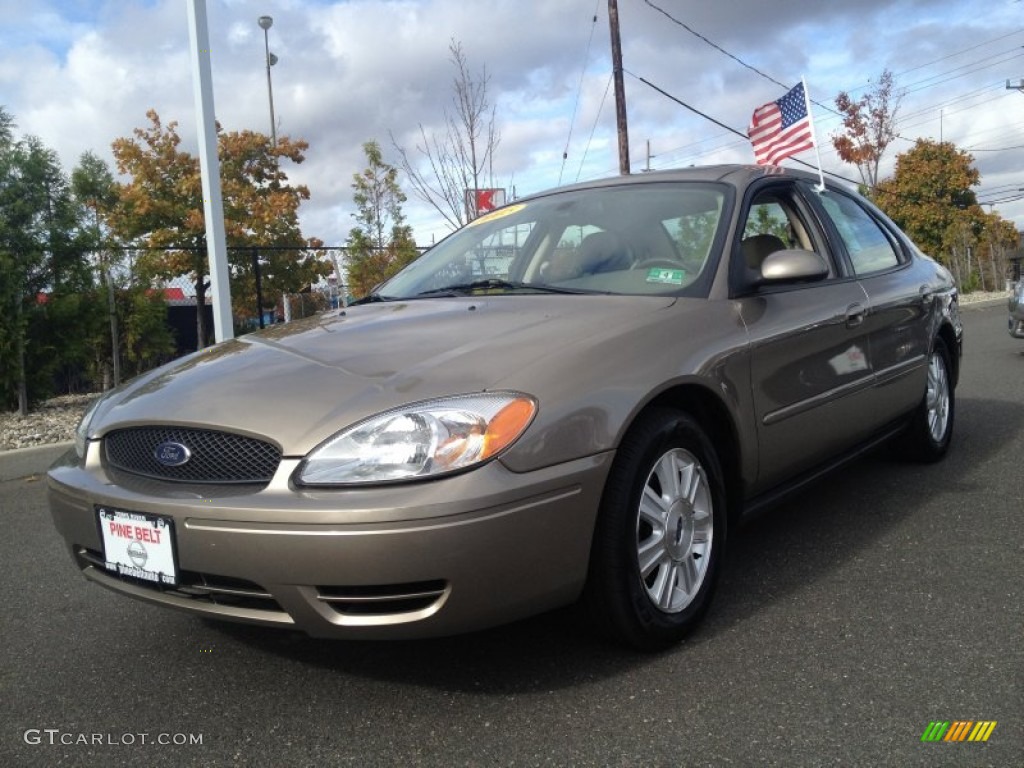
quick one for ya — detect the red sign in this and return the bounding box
[466,188,506,219]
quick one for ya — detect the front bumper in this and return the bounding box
[1009,313,1024,339]
[1010,288,1024,339]
[48,444,613,639]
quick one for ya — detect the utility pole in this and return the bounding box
[608,0,630,175]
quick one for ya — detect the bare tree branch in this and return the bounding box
[392,39,501,231]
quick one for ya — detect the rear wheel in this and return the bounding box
[585,408,726,650]
[899,337,954,462]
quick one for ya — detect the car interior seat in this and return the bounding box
[740,233,787,272]
[577,231,632,274]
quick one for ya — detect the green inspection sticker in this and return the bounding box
[645,268,686,285]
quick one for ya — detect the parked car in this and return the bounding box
[49,165,962,650]
[1009,277,1024,338]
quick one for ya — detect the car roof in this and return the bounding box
[518,164,844,201]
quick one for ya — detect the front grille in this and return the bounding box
[104,426,281,484]
[315,580,448,616]
[78,547,284,614]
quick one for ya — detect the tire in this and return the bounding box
[585,408,727,651]
[899,337,955,462]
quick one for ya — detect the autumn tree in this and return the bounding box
[832,69,902,189]
[110,109,328,348]
[872,139,1021,291]
[392,39,501,231]
[976,213,1019,292]
[874,139,980,262]
[346,140,419,297]
[217,127,330,322]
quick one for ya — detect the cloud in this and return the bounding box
[1,0,1023,245]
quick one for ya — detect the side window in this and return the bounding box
[742,202,794,245]
[818,193,902,275]
[737,189,829,279]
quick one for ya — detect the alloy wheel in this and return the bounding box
[635,448,714,614]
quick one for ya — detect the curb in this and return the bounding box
[0,442,73,482]
[960,296,1009,310]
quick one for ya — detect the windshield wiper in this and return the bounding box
[415,279,589,297]
[349,292,395,305]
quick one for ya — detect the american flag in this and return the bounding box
[748,82,815,166]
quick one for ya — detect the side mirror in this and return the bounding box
[759,249,829,284]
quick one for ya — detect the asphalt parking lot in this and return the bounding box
[0,302,1020,767]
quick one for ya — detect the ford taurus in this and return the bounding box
[48,165,962,650]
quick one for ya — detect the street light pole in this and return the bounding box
[258,15,277,147]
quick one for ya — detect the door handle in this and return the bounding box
[845,303,866,328]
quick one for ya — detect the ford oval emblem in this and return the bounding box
[154,441,192,467]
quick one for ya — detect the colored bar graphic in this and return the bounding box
[944,721,973,741]
[968,721,997,742]
[921,720,997,742]
[921,721,949,742]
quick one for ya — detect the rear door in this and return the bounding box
[807,186,930,425]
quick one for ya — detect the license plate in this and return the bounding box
[96,507,177,586]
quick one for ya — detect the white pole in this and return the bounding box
[801,76,827,192]
[186,0,233,342]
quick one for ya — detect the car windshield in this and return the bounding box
[378,182,729,299]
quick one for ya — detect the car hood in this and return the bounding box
[87,295,678,455]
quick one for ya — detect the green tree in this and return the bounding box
[742,205,791,242]
[72,150,123,388]
[0,109,97,411]
[119,289,176,377]
[347,140,419,297]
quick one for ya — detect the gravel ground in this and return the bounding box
[0,289,1012,451]
[0,393,99,451]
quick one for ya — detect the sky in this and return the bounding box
[2,0,1024,248]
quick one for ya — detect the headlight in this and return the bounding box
[296,392,537,485]
[74,396,105,459]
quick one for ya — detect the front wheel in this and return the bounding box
[899,337,955,462]
[585,409,727,650]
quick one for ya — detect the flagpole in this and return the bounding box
[801,76,826,191]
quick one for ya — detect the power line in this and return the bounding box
[638,0,1024,149]
[592,5,1020,208]
[898,82,1004,122]
[576,73,615,182]
[640,0,788,90]
[625,71,864,187]
[894,28,1024,77]
[902,50,1024,94]
[559,1,603,186]
[640,0,848,118]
